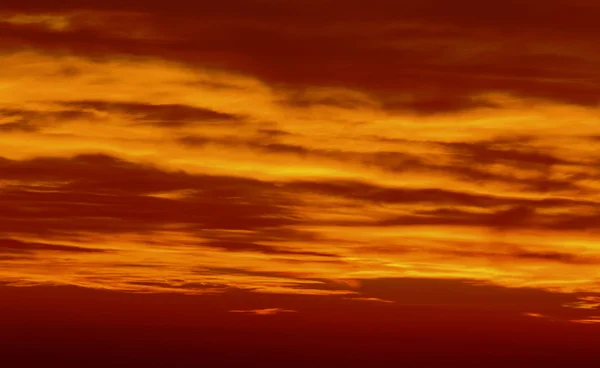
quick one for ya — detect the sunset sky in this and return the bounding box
[2,1,600,366]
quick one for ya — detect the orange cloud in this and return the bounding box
[348,297,395,304]
[564,296,600,310]
[1,1,600,318]
[523,312,546,318]
[229,308,297,315]
[570,317,600,325]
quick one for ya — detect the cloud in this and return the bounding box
[523,312,546,318]
[348,297,395,304]
[3,1,600,113]
[62,100,242,127]
[0,1,600,304]
[1,150,600,295]
[229,308,297,315]
[0,107,90,132]
[197,240,338,258]
[0,237,109,254]
[570,317,600,324]
[0,154,297,236]
[564,296,600,310]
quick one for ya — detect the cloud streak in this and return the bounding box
[229,308,298,315]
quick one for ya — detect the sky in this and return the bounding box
[2,1,600,366]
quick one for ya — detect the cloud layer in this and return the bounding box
[1,1,600,323]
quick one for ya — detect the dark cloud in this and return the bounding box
[2,1,600,112]
[0,151,595,262]
[512,250,592,264]
[0,237,109,254]
[549,213,600,231]
[0,121,37,132]
[5,0,600,34]
[444,141,572,168]
[179,135,329,159]
[314,201,600,232]
[0,154,295,239]
[281,90,377,110]
[125,280,229,292]
[200,267,311,280]
[357,277,586,310]
[197,240,338,258]
[179,132,587,195]
[61,100,242,127]
[434,248,596,265]
[0,153,264,195]
[198,267,349,293]
[287,180,587,209]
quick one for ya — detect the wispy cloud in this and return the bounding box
[1,0,600,310]
[348,297,395,304]
[523,312,546,318]
[570,317,600,325]
[564,296,600,310]
[229,308,298,316]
